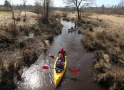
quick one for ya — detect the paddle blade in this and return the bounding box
[42,65,49,69]
[49,54,54,59]
[69,78,77,81]
[70,69,78,73]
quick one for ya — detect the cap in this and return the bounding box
[58,60,61,63]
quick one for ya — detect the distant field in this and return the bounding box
[0,11,11,14]
[89,13,124,26]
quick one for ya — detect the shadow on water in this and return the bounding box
[18,20,107,90]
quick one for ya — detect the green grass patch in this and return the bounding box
[0,11,11,14]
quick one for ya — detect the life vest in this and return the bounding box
[56,63,62,67]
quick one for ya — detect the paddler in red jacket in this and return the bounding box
[58,48,66,61]
[58,48,66,56]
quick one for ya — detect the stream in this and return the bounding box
[18,20,107,90]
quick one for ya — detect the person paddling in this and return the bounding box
[58,54,64,62]
[56,60,64,71]
[58,48,66,61]
[58,48,66,56]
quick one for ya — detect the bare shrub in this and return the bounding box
[46,34,53,43]
[62,13,67,18]
[0,52,22,90]
[54,14,61,19]
[96,73,115,87]
[78,30,82,34]
[22,45,38,67]
[82,31,108,51]
[94,59,106,72]
[0,30,17,51]
[19,40,27,49]
[96,31,117,43]
[89,26,94,32]
[7,23,19,37]
[62,17,70,21]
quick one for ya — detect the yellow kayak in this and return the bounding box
[54,56,67,88]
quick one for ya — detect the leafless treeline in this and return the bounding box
[0,0,53,24]
[83,0,124,15]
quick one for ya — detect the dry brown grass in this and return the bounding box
[22,44,38,67]
[82,31,110,51]
[0,11,63,89]
[81,13,124,90]
[94,66,124,90]
[89,13,124,32]
[0,49,22,89]
[82,28,124,51]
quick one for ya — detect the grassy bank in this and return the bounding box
[80,13,124,90]
[0,11,62,90]
[0,11,11,14]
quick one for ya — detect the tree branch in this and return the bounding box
[77,0,83,8]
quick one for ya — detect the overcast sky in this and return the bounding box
[0,0,120,7]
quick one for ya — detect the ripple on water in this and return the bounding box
[18,60,48,90]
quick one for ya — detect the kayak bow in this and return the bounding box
[53,56,67,88]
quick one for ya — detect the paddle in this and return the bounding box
[42,65,78,73]
[49,54,55,59]
[68,68,78,73]
[68,78,77,81]
[42,65,49,69]
[49,54,72,58]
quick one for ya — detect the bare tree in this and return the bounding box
[16,5,22,21]
[33,0,53,23]
[43,0,46,22]
[4,0,11,11]
[42,0,53,23]
[8,1,22,31]
[118,0,124,8]
[64,0,95,21]
[22,0,27,21]
[34,0,42,22]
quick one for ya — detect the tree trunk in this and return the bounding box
[46,1,49,23]
[25,7,26,18]
[77,7,80,21]
[12,10,16,29]
[43,0,46,21]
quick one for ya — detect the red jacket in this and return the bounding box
[58,51,66,56]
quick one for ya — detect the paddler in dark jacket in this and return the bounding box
[56,60,64,70]
[58,54,64,62]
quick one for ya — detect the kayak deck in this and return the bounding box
[54,56,67,88]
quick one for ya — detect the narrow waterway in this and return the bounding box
[18,20,107,90]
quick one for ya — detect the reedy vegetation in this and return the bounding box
[81,14,124,90]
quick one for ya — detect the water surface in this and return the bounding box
[18,20,107,90]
